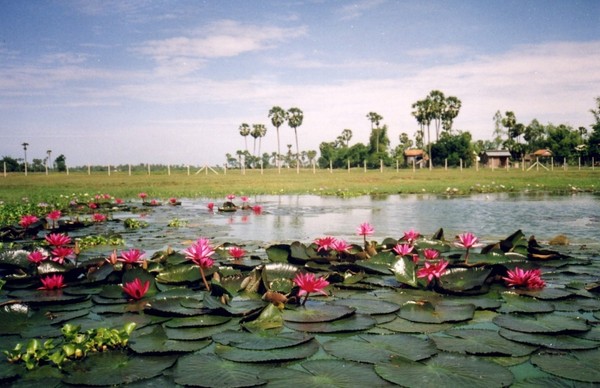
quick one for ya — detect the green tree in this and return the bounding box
[366,112,383,152]
[337,129,353,148]
[442,95,461,132]
[55,154,66,172]
[0,156,20,172]
[268,106,287,170]
[412,98,433,168]
[287,107,304,168]
[543,124,581,163]
[492,110,505,149]
[430,131,473,167]
[428,90,446,141]
[239,123,250,152]
[392,132,414,164]
[367,124,392,168]
[524,119,545,153]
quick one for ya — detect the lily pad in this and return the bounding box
[330,298,400,315]
[391,256,417,287]
[499,292,555,314]
[430,328,536,356]
[531,349,600,383]
[285,313,376,333]
[8,289,87,304]
[323,333,437,363]
[379,316,453,334]
[163,315,231,328]
[146,297,207,316]
[129,325,211,354]
[498,328,600,350]
[174,353,267,387]
[399,302,476,323]
[62,351,177,386]
[493,313,589,333]
[213,330,313,350]
[215,339,319,362]
[283,303,355,323]
[374,352,514,387]
[438,267,492,293]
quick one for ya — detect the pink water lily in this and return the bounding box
[357,222,374,245]
[402,229,420,244]
[293,272,330,305]
[38,274,66,290]
[118,249,146,265]
[252,205,262,215]
[417,260,449,283]
[455,232,482,263]
[122,278,150,300]
[315,236,337,252]
[51,246,75,265]
[183,238,215,291]
[423,248,440,260]
[331,239,351,253]
[226,194,235,201]
[91,213,107,223]
[19,214,39,229]
[241,196,249,203]
[28,250,48,265]
[229,246,246,259]
[393,243,414,256]
[207,202,215,211]
[138,192,147,201]
[45,233,71,247]
[47,210,61,228]
[503,267,545,289]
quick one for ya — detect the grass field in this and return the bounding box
[0,166,598,204]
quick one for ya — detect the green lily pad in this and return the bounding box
[164,319,237,340]
[531,349,600,383]
[323,333,437,363]
[515,287,573,300]
[174,353,267,387]
[498,328,600,350]
[399,302,476,323]
[203,295,266,316]
[8,289,87,304]
[499,292,555,314]
[213,330,313,350]
[261,263,298,293]
[552,297,600,312]
[215,339,319,362]
[146,297,206,316]
[374,352,514,387]
[155,264,204,284]
[163,315,231,328]
[283,303,355,323]
[285,313,376,333]
[430,329,536,356]
[330,298,400,315]
[62,351,177,386]
[493,313,589,333]
[438,267,492,293]
[379,316,453,334]
[129,325,210,354]
[391,256,417,287]
[265,244,290,263]
[260,359,391,387]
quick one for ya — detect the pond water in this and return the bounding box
[133,192,599,248]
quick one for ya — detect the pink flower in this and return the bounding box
[118,249,145,264]
[207,202,215,211]
[455,232,482,263]
[293,272,330,304]
[169,197,177,204]
[226,194,235,201]
[331,239,351,253]
[91,213,107,223]
[138,192,147,200]
[315,236,337,252]
[503,267,545,289]
[423,248,440,260]
[150,199,159,205]
[106,250,119,265]
[252,205,262,215]
[229,246,246,259]
[393,243,414,256]
[88,202,98,209]
[241,196,249,203]
[115,198,124,204]
[183,238,215,269]
[412,254,420,263]
[38,274,66,290]
[28,250,48,265]
[356,222,374,237]
[122,278,150,300]
[402,229,420,244]
[51,246,75,265]
[45,233,71,247]
[417,260,449,283]
[19,215,39,229]
[47,210,61,221]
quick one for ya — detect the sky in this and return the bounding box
[1,0,599,167]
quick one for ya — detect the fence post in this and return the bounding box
[329,160,333,173]
[444,159,447,170]
[363,160,367,173]
[3,161,6,177]
[380,159,383,173]
[168,165,171,176]
[593,157,595,170]
[396,159,399,172]
[187,165,190,176]
[536,157,539,172]
[460,159,463,171]
[412,159,415,172]
[147,164,151,175]
[224,164,227,175]
[551,158,554,171]
[476,159,479,171]
[66,165,69,175]
[347,159,350,172]
[108,165,110,176]
[563,157,567,171]
[129,164,132,176]
[88,164,91,175]
[578,157,581,170]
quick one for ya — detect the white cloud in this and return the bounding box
[336,0,387,21]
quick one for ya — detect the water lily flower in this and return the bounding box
[138,192,147,202]
[122,278,150,300]
[241,196,249,203]
[38,274,66,290]
[423,248,440,260]
[28,250,48,265]
[88,202,98,209]
[118,249,146,265]
[91,213,107,223]
[183,238,215,291]
[455,232,482,263]
[293,272,330,305]
[51,246,75,265]
[169,197,178,204]
[207,202,215,211]
[19,214,39,229]
[226,194,235,201]
[315,236,337,252]
[417,260,449,284]
[229,246,246,259]
[357,222,374,245]
[402,229,420,244]
[331,239,351,253]
[47,210,61,228]
[393,243,414,256]
[115,198,124,205]
[503,267,545,289]
[45,233,71,247]
[106,250,119,265]
[252,205,262,215]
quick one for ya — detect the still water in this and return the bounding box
[181,192,599,246]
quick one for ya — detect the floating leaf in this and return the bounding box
[330,298,400,315]
[375,353,514,387]
[266,244,290,263]
[285,313,376,333]
[391,256,417,287]
[399,302,475,323]
[498,328,599,350]
[438,267,492,293]
[242,304,284,332]
[163,315,231,328]
[213,330,313,350]
[215,339,319,362]
[531,349,600,383]
[323,333,437,363]
[147,297,206,316]
[379,317,453,334]
[8,289,87,304]
[174,353,267,387]
[493,313,589,334]
[430,329,536,356]
[499,292,555,314]
[129,325,210,354]
[283,303,355,323]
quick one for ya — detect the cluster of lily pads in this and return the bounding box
[0,193,599,386]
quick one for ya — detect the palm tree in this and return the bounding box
[442,96,461,132]
[21,142,29,175]
[255,124,267,159]
[411,99,432,169]
[250,125,261,156]
[268,106,287,171]
[428,90,446,141]
[239,123,250,152]
[340,129,353,147]
[287,107,304,170]
[366,112,383,152]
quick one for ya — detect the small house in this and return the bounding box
[404,149,426,167]
[479,150,511,168]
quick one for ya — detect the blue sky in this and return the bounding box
[1,0,599,167]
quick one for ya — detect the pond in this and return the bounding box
[134,192,600,249]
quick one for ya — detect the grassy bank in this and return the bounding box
[0,167,598,204]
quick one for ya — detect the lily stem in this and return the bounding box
[199,268,211,291]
